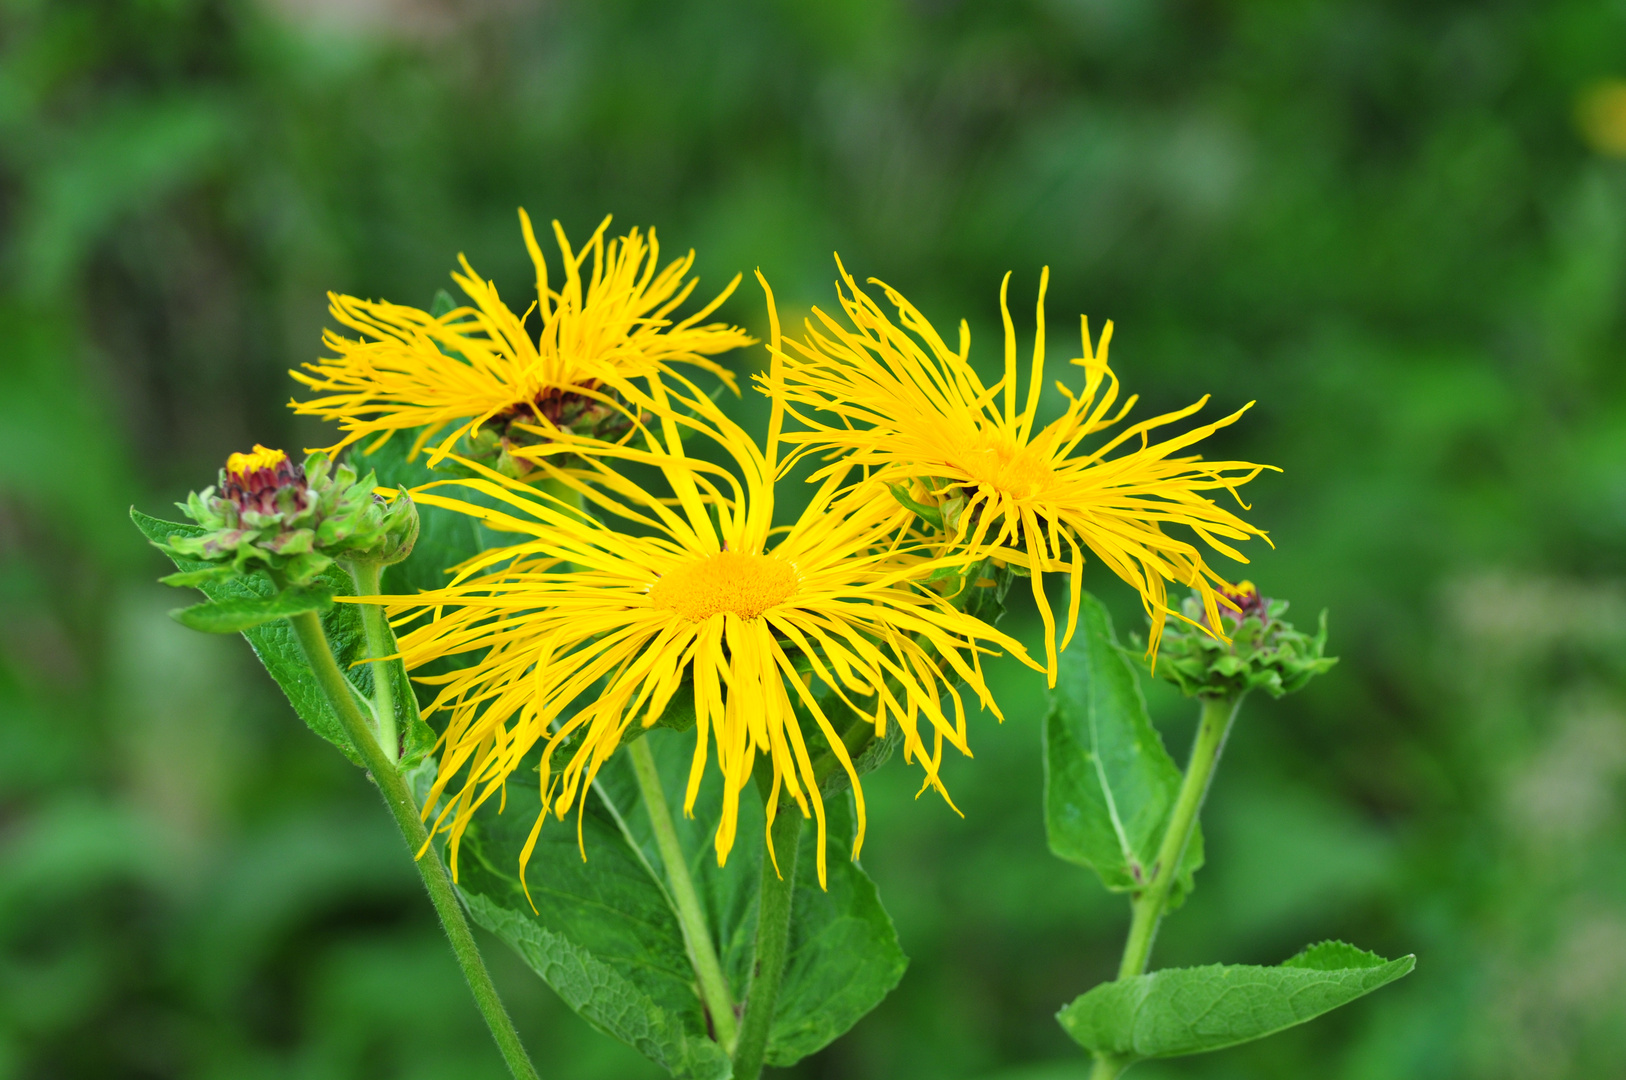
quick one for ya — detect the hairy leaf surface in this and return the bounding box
[170,585,333,633]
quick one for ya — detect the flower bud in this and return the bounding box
[1142,581,1338,699]
[166,444,420,583]
[458,383,641,479]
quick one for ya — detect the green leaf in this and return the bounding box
[170,586,333,633]
[450,798,732,1080]
[132,508,436,769]
[1044,592,1202,898]
[1057,941,1415,1062]
[159,566,236,587]
[883,481,943,529]
[445,727,907,1077]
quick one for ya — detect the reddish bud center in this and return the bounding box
[222,445,306,515]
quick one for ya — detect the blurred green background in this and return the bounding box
[5,0,1626,1077]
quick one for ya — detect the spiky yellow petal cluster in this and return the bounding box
[758,260,1276,682]
[354,290,1034,895]
[290,210,753,461]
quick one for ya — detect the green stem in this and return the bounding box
[732,804,804,1080]
[1089,1054,1131,1080]
[1116,693,1243,980]
[628,737,740,1052]
[285,610,540,1080]
[345,559,399,764]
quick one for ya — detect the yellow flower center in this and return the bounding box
[650,551,798,622]
[958,435,1052,500]
[226,444,289,481]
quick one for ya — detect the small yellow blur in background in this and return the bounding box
[1577,79,1626,155]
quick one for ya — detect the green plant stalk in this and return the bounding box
[345,558,399,764]
[1118,693,1242,976]
[284,609,541,1080]
[1090,693,1243,1080]
[732,803,805,1080]
[627,737,740,1052]
[1089,1054,1131,1080]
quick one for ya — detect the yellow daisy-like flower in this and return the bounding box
[363,280,1033,892]
[759,260,1276,682]
[290,209,753,461]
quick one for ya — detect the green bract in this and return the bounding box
[163,450,418,585]
[1143,588,1337,699]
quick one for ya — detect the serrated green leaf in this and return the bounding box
[1044,593,1202,899]
[1057,942,1415,1062]
[132,508,436,768]
[447,727,907,1077]
[1281,939,1387,971]
[170,586,333,633]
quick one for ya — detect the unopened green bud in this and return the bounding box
[165,444,419,584]
[360,489,419,565]
[1142,581,1338,699]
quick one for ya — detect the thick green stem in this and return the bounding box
[1117,693,1243,980]
[345,559,399,764]
[1089,1054,1131,1080]
[732,805,804,1080]
[285,610,540,1080]
[628,738,740,1052]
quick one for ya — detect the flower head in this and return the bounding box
[362,279,1033,894]
[223,444,301,509]
[758,260,1276,682]
[1145,582,1338,699]
[167,445,418,583]
[1214,579,1268,624]
[290,210,753,462]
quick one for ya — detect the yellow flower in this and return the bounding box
[224,444,289,480]
[362,278,1033,894]
[290,210,753,461]
[759,259,1275,682]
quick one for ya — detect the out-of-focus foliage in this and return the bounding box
[3,0,1625,1077]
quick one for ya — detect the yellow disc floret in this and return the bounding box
[225,444,289,481]
[650,551,799,622]
[958,434,1055,502]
